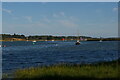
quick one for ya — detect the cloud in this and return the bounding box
[41,2,47,4]
[53,13,59,18]
[112,7,118,12]
[2,8,12,14]
[43,16,50,23]
[60,12,65,16]
[58,20,78,28]
[12,17,19,20]
[25,16,32,22]
[69,16,79,21]
[53,12,65,18]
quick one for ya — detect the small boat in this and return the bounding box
[75,30,80,45]
[99,37,103,42]
[75,40,80,45]
[11,40,13,42]
[99,40,102,42]
[45,40,47,41]
[85,38,87,41]
[51,40,54,41]
[33,40,36,42]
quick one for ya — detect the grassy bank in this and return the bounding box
[10,59,120,80]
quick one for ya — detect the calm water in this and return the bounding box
[2,41,119,74]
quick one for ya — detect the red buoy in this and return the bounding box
[4,45,6,47]
[62,38,65,41]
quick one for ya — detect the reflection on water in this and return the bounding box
[2,41,119,74]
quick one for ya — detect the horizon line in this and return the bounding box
[0,33,119,38]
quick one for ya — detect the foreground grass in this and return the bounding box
[11,60,120,80]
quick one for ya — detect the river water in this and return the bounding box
[2,41,119,74]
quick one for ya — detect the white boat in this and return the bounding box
[99,40,102,42]
[51,40,54,41]
[33,40,36,42]
[45,40,47,41]
[11,40,13,42]
[85,38,87,41]
[75,30,80,45]
[75,40,80,45]
[99,37,103,42]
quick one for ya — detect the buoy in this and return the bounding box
[4,45,6,47]
[33,43,35,45]
[55,44,58,46]
[62,38,65,41]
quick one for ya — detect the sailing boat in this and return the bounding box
[99,37,103,42]
[75,40,80,45]
[33,40,36,42]
[75,30,80,45]
[99,40,102,42]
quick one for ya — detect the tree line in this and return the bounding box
[1,33,91,40]
[1,33,120,41]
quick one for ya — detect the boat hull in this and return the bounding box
[75,42,80,45]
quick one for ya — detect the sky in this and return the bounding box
[2,2,118,38]
[0,1,1,34]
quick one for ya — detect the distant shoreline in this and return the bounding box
[1,34,120,42]
[1,38,120,42]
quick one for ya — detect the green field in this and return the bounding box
[5,59,118,80]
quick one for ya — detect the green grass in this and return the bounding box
[11,60,120,80]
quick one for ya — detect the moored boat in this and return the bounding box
[75,40,80,45]
[99,40,102,42]
[33,40,36,42]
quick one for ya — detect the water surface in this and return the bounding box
[2,41,119,74]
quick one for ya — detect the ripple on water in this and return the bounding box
[2,41,119,74]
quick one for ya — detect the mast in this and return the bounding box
[77,29,80,41]
[75,29,80,45]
